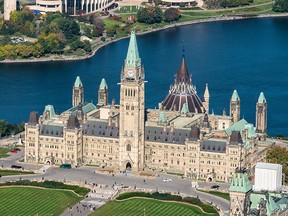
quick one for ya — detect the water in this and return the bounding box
[1,17,288,136]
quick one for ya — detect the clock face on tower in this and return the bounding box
[128,70,134,77]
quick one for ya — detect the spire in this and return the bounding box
[231,90,240,101]
[74,76,83,88]
[125,30,141,67]
[258,92,266,103]
[99,78,108,90]
[175,54,190,83]
[204,83,210,98]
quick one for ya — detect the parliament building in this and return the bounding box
[25,31,271,182]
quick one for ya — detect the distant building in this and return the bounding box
[254,162,282,192]
[25,31,273,183]
[4,0,17,21]
[27,0,114,15]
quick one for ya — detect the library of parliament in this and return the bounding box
[25,31,271,182]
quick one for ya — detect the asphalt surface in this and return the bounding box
[0,145,230,214]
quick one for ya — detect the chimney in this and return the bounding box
[115,115,119,127]
[112,99,116,106]
[163,124,167,132]
[170,122,174,133]
[108,115,112,127]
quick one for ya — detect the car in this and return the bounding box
[60,164,72,169]
[163,178,172,182]
[10,149,17,153]
[211,185,220,189]
[11,165,22,169]
[14,148,21,152]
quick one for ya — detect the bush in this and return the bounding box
[273,0,288,12]
[164,8,181,22]
[137,6,163,24]
[0,180,90,196]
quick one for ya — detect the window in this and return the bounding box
[126,144,131,151]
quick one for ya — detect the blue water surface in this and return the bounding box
[1,17,288,136]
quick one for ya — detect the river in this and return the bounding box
[1,17,288,136]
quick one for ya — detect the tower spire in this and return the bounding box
[125,31,141,67]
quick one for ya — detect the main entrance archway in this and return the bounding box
[126,162,132,172]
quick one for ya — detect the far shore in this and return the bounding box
[1,13,288,64]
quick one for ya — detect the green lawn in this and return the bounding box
[0,169,34,176]
[198,189,230,201]
[92,198,218,216]
[0,187,82,216]
[0,148,10,158]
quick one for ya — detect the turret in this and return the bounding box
[230,90,240,124]
[256,92,267,141]
[98,78,108,106]
[229,169,252,216]
[72,76,84,107]
[203,83,210,114]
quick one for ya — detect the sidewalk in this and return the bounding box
[61,185,118,216]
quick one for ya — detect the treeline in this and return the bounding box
[116,191,217,214]
[0,120,24,138]
[0,10,92,60]
[137,7,181,24]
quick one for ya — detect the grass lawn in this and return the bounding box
[0,148,10,158]
[197,189,230,201]
[92,198,218,216]
[0,187,82,216]
[0,169,34,176]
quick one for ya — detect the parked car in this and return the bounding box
[163,178,172,182]
[211,185,220,189]
[11,165,22,169]
[10,149,17,153]
[14,148,21,151]
[60,164,72,169]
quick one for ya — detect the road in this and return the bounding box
[0,148,230,214]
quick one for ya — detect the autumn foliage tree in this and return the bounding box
[164,8,181,22]
[137,6,163,24]
[266,146,288,184]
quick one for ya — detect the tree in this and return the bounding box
[38,33,64,54]
[57,17,80,40]
[266,146,288,184]
[273,0,288,12]
[93,18,105,37]
[83,40,92,53]
[164,8,181,22]
[137,6,163,24]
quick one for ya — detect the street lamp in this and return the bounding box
[156,185,158,192]
[177,187,180,194]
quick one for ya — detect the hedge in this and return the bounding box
[116,192,218,214]
[0,180,90,196]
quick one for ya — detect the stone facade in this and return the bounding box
[4,0,16,21]
[25,31,271,183]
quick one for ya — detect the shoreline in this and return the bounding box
[1,13,288,64]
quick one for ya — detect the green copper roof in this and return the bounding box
[125,31,141,67]
[181,103,189,114]
[68,102,96,114]
[99,78,108,90]
[229,171,252,193]
[225,119,247,136]
[44,105,56,118]
[258,92,266,103]
[74,76,83,88]
[231,90,240,101]
[250,193,280,215]
[159,111,167,123]
[225,119,257,139]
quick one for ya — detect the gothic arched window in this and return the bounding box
[126,144,131,152]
